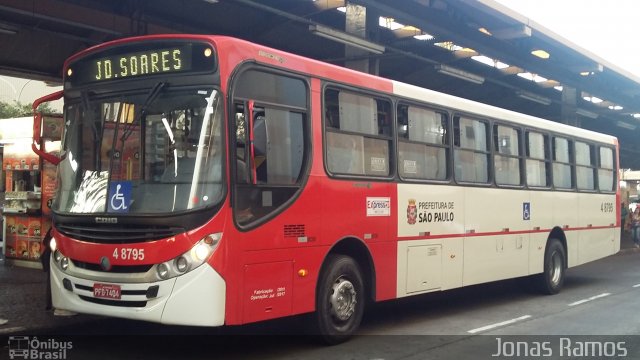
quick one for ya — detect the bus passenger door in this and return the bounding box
[229,68,310,325]
[231,99,309,323]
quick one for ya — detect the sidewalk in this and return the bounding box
[0,233,637,335]
[0,256,95,335]
[620,230,640,253]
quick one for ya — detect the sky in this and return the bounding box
[0,76,62,111]
[494,0,640,78]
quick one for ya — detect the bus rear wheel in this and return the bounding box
[314,254,364,345]
[536,238,566,295]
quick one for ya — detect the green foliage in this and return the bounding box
[0,100,57,119]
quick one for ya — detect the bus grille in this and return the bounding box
[57,224,184,244]
[71,259,153,274]
[284,224,305,238]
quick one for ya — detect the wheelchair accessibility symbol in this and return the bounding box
[523,202,531,220]
[108,181,132,213]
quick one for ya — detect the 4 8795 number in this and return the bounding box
[600,202,614,213]
[113,248,145,261]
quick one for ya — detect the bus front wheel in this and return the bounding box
[314,254,364,345]
[536,238,566,295]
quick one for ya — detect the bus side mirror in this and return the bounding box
[32,90,64,165]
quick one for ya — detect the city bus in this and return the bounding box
[33,34,620,343]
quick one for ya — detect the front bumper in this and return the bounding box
[50,259,226,326]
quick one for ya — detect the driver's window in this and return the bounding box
[233,102,304,186]
[232,69,308,226]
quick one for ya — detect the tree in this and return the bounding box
[0,100,57,119]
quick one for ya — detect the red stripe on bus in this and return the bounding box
[397,225,616,241]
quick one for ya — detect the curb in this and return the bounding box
[617,247,640,255]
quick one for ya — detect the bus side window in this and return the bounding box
[552,136,573,189]
[397,104,449,181]
[575,141,595,190]
[326,131,364,175]
[255,107,304,185]
[324,88,391,177]
[598,147,615,192]
[493,124,522,186]
[231,69,309,226]
[525,131,551,187]
[453,116,489,183]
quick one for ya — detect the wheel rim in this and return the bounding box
[329,277,357,321]
[549,251,563,285]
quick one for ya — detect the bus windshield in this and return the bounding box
[54,86,224,215]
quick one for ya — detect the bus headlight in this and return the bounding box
[175,256,189,273]
[194,243,210,262]
[157,263,170,280]
[50,237,57,252]
[52,249,70,272]
[155,233,221,280]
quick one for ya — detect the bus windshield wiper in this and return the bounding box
[81,90,103,174]
[120,81,167,143]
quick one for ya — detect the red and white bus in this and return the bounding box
[34,35,620,343]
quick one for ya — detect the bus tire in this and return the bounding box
[536,238,566,295]
[314,254,364,345]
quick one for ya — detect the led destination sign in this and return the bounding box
[94,47,186,81]
[67,41,216,86]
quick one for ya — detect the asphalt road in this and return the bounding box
[2,250,639,360]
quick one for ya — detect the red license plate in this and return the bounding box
[93,283,121,300]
